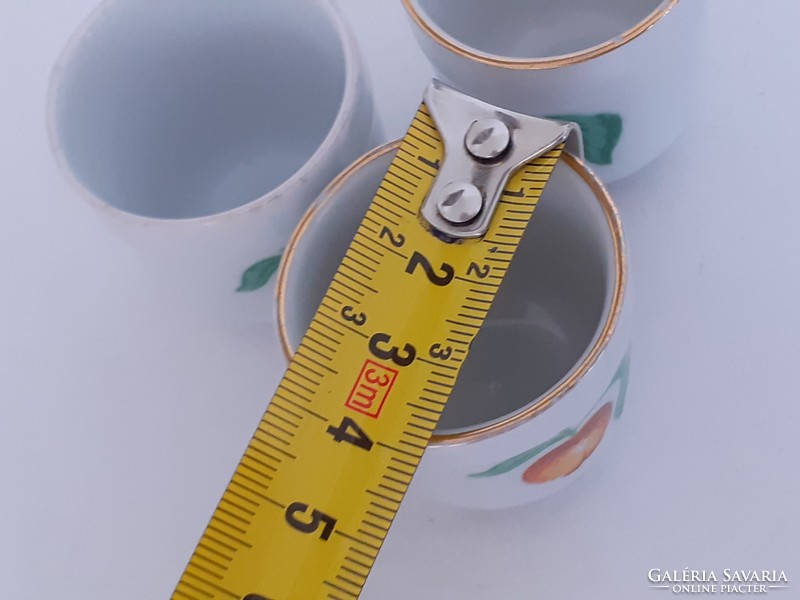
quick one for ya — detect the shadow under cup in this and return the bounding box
[50,0,351,220]
[279,143,619,440]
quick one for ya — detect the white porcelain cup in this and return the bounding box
[48,0,377,324]
[402,0,706,182]
[277,142,631,509]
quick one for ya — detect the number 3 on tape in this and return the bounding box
[172,80,582,600]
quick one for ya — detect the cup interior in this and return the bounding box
[50,0,348,219]
[281,145,620,437]
[411,0,665,59]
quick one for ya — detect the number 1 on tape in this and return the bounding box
[172,81,579,600]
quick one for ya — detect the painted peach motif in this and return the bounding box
[467,351,629,481]
[522,402,613,483]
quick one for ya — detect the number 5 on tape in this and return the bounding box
[172,80,582,600]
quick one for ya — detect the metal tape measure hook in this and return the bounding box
[420,80,584,240]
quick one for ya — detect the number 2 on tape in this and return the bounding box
[172,82,570,600]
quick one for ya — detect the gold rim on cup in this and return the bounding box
[401,0,680,70]
[277,140,627,446]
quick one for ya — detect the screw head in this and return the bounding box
[465,118,511,160]
[437,182,483,225]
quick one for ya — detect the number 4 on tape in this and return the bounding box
[172,80,582,600]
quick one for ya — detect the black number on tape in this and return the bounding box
[429,343,453,361]
[285,503,337,541]
[418,155,441,170]
[341,305,367,326]
[369,333,416,367]
[405,251,454,287]
[466,262,491,279]
[503,187,525,198]
[327,416,374,451]
[380,226,406,248]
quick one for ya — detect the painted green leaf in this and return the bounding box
[611,351,631,420]
[468,427,576,478]
[237,254,282,292]
[547,113,623,166]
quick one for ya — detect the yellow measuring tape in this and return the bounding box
[173,95,564,600]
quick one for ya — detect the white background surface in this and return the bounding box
[1,1,799,598]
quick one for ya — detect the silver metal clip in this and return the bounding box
[420,80,583,240]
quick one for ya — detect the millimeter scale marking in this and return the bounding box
[172,102,564,600]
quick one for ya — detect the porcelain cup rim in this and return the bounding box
[276,140,628,447]
[401,0,680,70]
[46,0,363,227]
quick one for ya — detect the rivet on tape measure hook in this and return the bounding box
[172,80,583,600]
[420,79,583,239]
